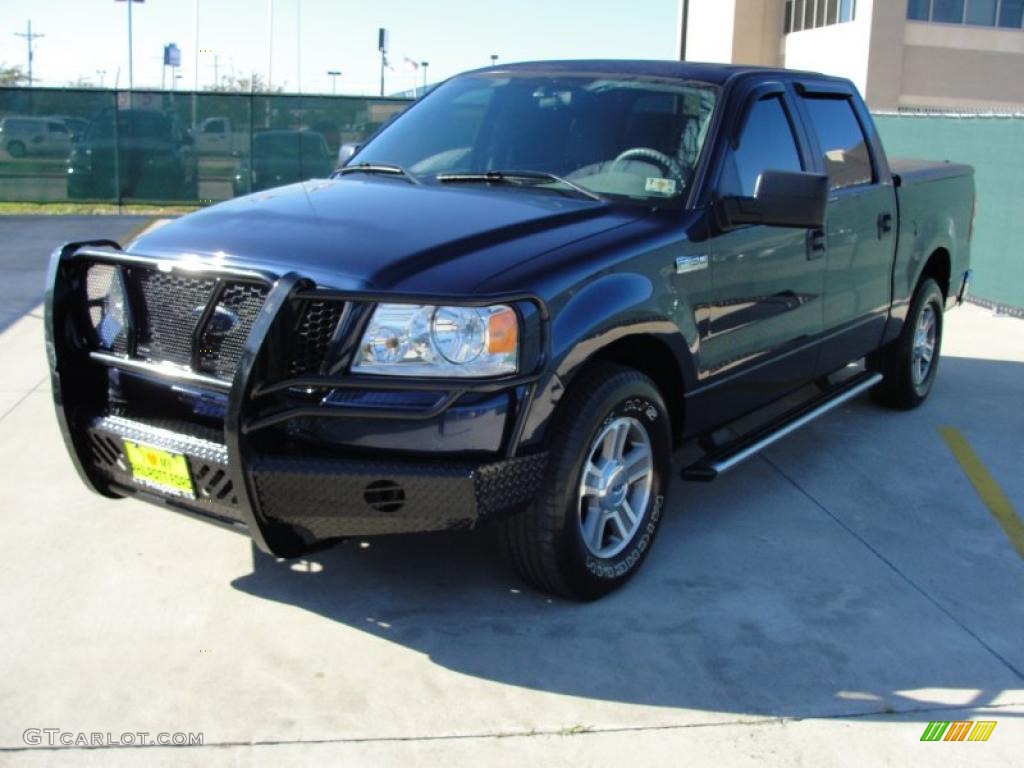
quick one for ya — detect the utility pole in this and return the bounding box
[378,28,388,97]
[214,54,219,88]
[420,62,429,97]
[194,0,200,91]
[327,70,341,95]
[296,0,301,94]
[14,20,44,87]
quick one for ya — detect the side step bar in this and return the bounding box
[681,371,883,482]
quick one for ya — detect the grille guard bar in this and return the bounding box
[45,240,550,556]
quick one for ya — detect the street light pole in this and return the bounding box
[266,0,274,90]
[420,62,429,96]
[127,0,134,91]
[327,70,341,95]
[490,54,498,67]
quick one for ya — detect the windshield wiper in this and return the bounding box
[335,163,422,185]
[435,170,604,202]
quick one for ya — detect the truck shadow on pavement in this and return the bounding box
[230,363,1024,720]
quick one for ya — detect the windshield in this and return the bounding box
[352,72,718,204]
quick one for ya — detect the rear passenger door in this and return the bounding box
[793,85,898,373]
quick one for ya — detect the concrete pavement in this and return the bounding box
[0,217,1021,765]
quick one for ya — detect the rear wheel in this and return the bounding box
[7,140,26,158]
[499,363,671,600]
[869,277,944,409]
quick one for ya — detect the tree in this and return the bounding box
[0,63,29,86]
[208,73,284,94]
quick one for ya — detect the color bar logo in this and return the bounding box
[920,721,997,742]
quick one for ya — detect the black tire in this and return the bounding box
[7,140,26,158]
[499,363,671,600]
[868,278,944,409]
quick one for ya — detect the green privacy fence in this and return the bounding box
[1,89,1020,309]
[874,112,1024,310]
[0,87,412,206]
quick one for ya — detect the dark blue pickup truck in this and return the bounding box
[46,61,974,599]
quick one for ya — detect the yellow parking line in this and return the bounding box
[940,426,1024,560]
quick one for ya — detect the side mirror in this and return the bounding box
[718,170,828,230]
[337,142,363,167]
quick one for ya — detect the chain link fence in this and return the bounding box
[0,87,412,206]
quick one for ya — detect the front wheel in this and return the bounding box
[499,363,671,600]
[869,277,944,409]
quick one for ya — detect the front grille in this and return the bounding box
[81,261,347,384]
[84,263,270,382]
[197,282,269,378]
[288,299,344,377]
[134,270,218,366]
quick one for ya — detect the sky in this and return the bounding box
[0,0,681,96]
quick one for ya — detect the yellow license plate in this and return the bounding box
[123,441,195,498]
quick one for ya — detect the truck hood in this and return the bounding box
[129,177,646,292]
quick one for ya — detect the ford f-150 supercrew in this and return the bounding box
[46,61,974,599]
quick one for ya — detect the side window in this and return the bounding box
[719,96,803,197]
[48,122,69,134]
[801,96,873,190]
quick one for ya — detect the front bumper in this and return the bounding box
[47,242,548,556]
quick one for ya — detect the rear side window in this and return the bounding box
[718,95,803,197]
[801,96,873,189]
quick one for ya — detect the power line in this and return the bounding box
[14,20,44,87]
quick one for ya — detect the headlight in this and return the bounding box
[85,264,128,352]
[352,303,518,377]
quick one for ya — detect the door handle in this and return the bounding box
[807,228,826,260]
[877,212,893,237]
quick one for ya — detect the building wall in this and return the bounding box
[684,0,741,64]
[682,0,1024,112]
[782,10,872,94]
[899,23,1024,111]
[684,0,784,66]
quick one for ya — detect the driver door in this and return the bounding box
[697,88,825,411]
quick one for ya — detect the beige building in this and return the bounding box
[679,0,1024,111]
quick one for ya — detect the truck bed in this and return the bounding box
[890,157,973,186]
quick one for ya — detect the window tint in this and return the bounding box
[907,0,930,20]
[719,96,802,198]
[48,122,69,134]
[933,0,965,22]
[801,97,873,189]
[965,0,996,24]
[1000,0,1024,27]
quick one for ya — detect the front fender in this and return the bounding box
[518,271,695,447]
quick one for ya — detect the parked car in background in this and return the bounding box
[57,117,89,142]
[233,130,334,194]
[67,108,198,200]
[0,116,72,158]
[47,61,974,600]
[193,117,240,156]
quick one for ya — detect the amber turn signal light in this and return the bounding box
[486,307,518,354]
